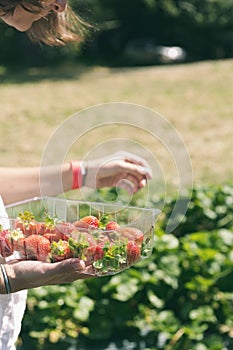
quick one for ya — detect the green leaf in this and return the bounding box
[218,229,233,246]
[73,296,94,322]
[147,290,164,309]
[113,278,139,301]
[189,306,217,324]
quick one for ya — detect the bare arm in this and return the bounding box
[0,152,152,205]
[0,163,72,205]
[0,152,152,293]
[4,259,90,293]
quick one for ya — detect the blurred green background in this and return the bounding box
[1,0,233,67]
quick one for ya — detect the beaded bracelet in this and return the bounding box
[0,264,12,294]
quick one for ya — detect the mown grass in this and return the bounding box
[0,59,232,189]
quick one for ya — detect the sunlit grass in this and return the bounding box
[0,59,232,187]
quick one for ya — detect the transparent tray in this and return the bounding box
[0,197,160,276]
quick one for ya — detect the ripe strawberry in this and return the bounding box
[14,211,37,236]
[24,234,51,262]
[73,220,90,231]
[0,229,13,257]
[80,215,99,229]
[71,230,96,247]
[43,222,73,242]
[7,228,25,256]
[116,227,144,246]
[37,213,57,236]
[86,244,104,263]
[126,241,141,265]
[37,222,55,235]
[105,221,119,231]
[50,239,72,262]
[55,222,75,237]
[15,219,37,236]
[93,245,104,261]
[43,230,64,243]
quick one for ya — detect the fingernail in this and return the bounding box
[142,166,152,178]
[140,179,147,187]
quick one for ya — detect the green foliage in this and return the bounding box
[1,0,233,67]
[161,184,233,236]
[173,0,233,26]
[17,184,233,350]
[83,0,233,61]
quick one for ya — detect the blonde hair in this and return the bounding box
[0,0,90,46]
[27,6,89,46]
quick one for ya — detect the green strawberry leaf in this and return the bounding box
[99,214,109,229]
[18,211,35,221]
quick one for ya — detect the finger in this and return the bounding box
[79,265,97,276]
[123,153,151,174]
[124,154,148,167]
[117,175,145,194]
[113,152,151,173]
[53,259,90,282]
[59,258,86,273]
[117,179,134,195]
[117,151,146,166]
[127,173,144,191]
[139,178,147,189]
[64,259,97,280]
[119,161,152,181]
[74,259,86,272]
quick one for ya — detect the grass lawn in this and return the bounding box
[0,58,232,191]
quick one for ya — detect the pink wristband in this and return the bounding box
[70,161,82,189]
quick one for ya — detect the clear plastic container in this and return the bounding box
[0,197,160,276]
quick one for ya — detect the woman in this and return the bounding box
[0,1,152,348]
[0,0,90,45]
[0,155,151,349]
[0,0,153,292]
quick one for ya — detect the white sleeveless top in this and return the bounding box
[0,196,27,350]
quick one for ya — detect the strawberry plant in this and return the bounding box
[160,184,233,236]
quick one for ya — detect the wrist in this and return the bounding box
[80,161,87,187]
[6,261,55,292]
[69,161,87,189]
[0,265,6,294]
[0,264,12,294]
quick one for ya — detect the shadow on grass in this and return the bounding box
[0,56,207,84]
[0,63,94,84]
